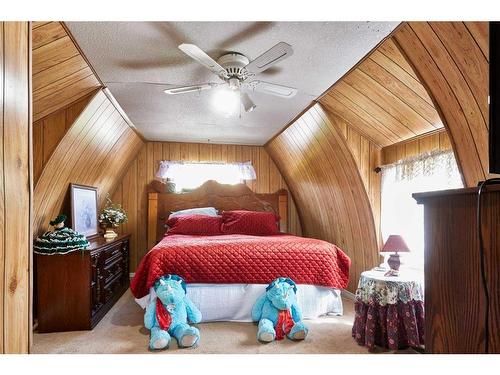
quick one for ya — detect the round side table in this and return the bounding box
[351,270,425,350]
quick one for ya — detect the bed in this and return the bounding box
[131,180,350,322]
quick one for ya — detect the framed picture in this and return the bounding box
[70,183,99,239]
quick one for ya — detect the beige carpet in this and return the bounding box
[32,290,415,354]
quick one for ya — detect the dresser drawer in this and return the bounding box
[103,256,124,284]
[104,243,123,265]
[102,271,125,303]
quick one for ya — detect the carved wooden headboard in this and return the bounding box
[147,180,288,248]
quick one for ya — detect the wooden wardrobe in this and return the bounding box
[414,185,500,353]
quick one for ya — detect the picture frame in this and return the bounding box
[70,183,99,239]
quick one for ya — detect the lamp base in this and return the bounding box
[387,252,401,271]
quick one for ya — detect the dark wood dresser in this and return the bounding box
[36,234,130,333]
[414,186,500,353]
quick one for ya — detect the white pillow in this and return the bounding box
[168,207,218,219]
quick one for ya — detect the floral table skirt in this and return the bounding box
[352,300,425,350]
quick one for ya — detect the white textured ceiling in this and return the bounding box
[66,22,399,145]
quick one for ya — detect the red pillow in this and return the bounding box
[221,210,280,236]
[166,215,222,236]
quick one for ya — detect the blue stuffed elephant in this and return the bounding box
[251,277,308,342]
[144,274,202,350]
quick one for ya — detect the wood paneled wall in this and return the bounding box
[382,129,452,165]
[319,35,443,147]
[0,22,31,354]
[112,142,302,272]
[393,22,496,186]
[33,91,96,184]
[34,89,144,237]
[322,109,382,244]
[266,104,379,292]
[32,21,101,122]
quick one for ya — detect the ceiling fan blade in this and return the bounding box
[245,42,293,75]
[178,44,229,78]
[248,81,298,98]
[164,83,214,95]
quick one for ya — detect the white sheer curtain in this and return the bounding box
[156,161,256,192]
[381,150,463,271]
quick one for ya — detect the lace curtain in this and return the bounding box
[156,160,256,192]
[380,150,463,271]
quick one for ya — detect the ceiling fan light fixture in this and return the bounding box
[172,41,297,115]
[212,87,240,117]
[228,77,240,91]
[241,92,257,113]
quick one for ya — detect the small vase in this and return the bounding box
[104,228,118,240]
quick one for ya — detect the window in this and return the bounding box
[380,150,463,271]
[156,161,256,192]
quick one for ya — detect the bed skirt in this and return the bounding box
[135,283,343,322]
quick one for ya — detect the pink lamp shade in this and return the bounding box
[380,235,410,274]
[380,235,410,253]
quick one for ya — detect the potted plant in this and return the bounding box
[98,194,128,240]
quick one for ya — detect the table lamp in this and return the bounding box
[380,235,410,276]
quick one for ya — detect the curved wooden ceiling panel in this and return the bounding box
[32,22,102,122]
[33,91,97,184]
[320,35,443,148]
[266,104,379,292]
[393,22,492,186]
[34,90,144,237]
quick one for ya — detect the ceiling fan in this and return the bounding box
[164,42,298,113]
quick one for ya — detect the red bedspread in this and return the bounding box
[130,234,351,298]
